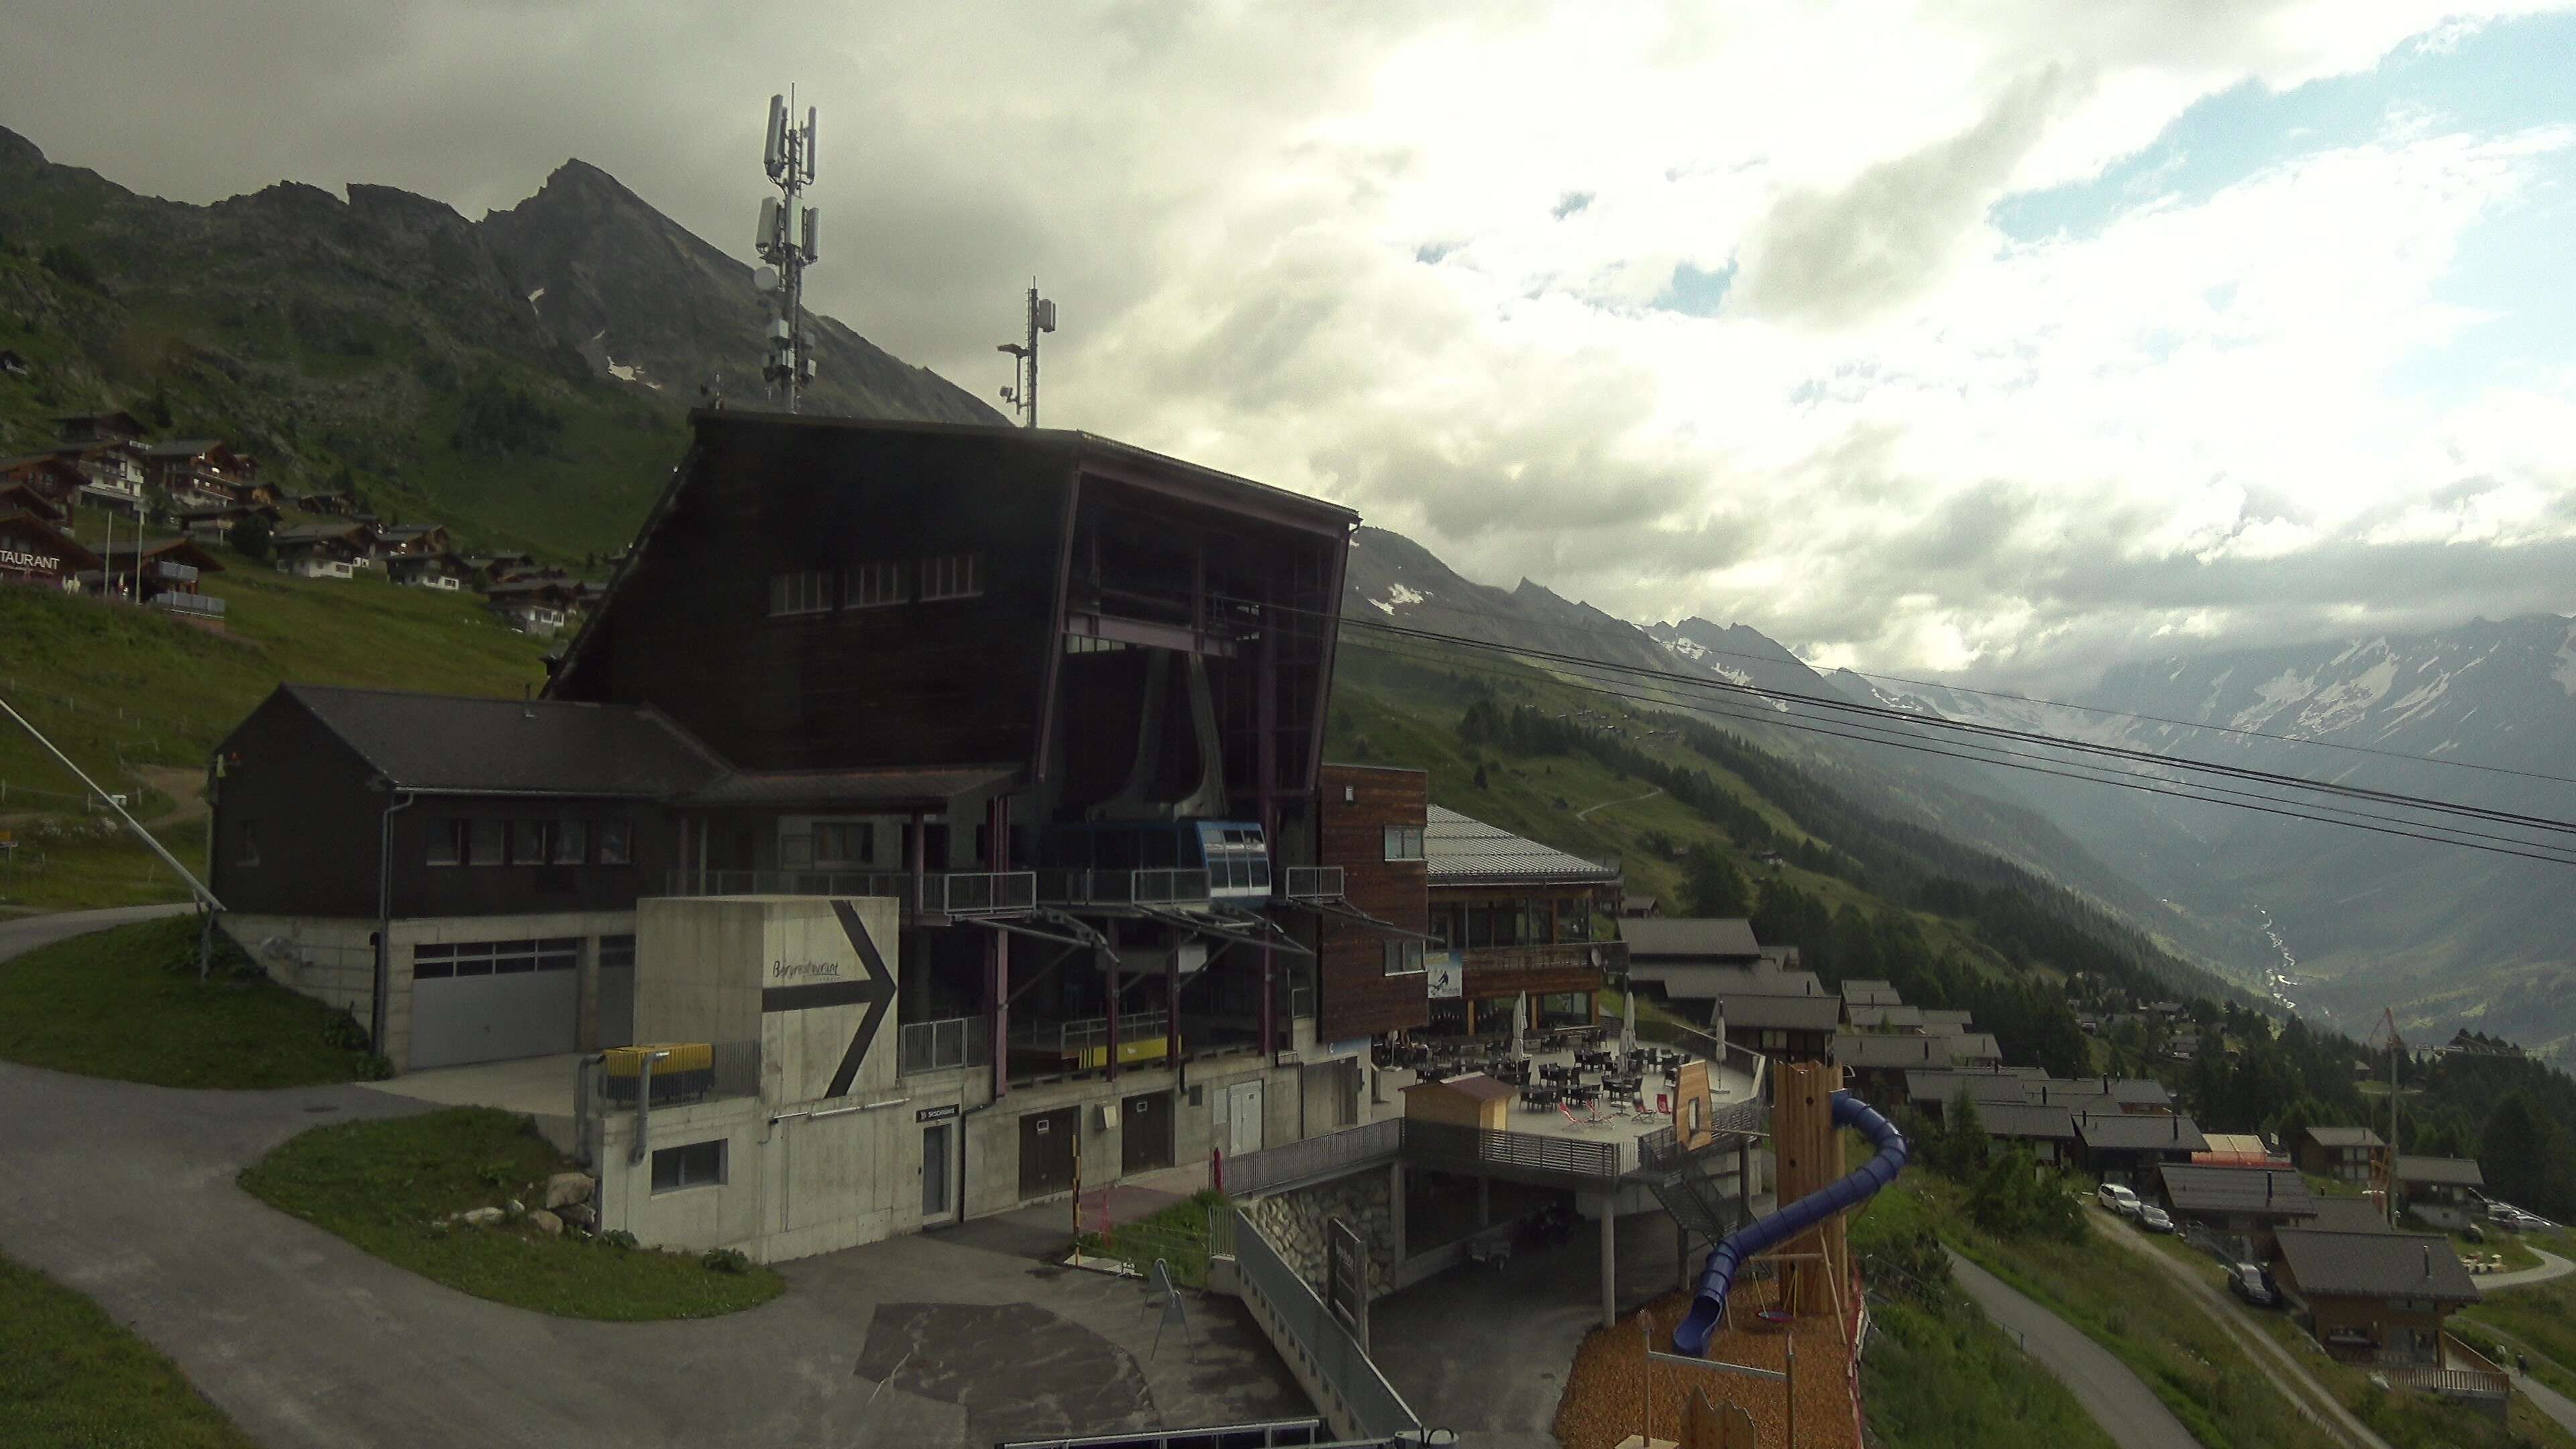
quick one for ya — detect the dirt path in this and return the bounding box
[2094,1212,2390,1449]
[133,764,209,829]
[1574,784,1662,821]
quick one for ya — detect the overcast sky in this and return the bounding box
[7,1,2573,690]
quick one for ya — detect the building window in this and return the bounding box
[1382,825,1425,861]
[1383,939,1425,976]
[416,938,580,981]
[550,820,588,865]
[814,821,875,866]
[597,819,631,866]
[1761,1029,1787,1050]
[769,570,831,616]
[511,819,549,865]
[598,934,637,971]
[920,551,984,600]
[844,560,908,609]
[470,819,505,867]
[425,820,466,867]
[652,1139,727,1193]
[236,820,260,867]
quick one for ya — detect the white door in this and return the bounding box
[1226,1079,1266,1158]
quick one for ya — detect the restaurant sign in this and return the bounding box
[0,545,62,575]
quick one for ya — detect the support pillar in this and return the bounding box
[1104,918,1120,1083]
[1678,1216,1693,1295]
[1599,1195,1618,1329]
[987,796,1010,1102]
[1389,1160,1407,1267]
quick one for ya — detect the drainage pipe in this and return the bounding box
[629,1049,671,1167]
[1671,1088,1908,1356]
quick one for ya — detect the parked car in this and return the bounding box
[2228,1263,2278,1307]
[2098,1183,2143,1217]
[2137,1205,2176,1234]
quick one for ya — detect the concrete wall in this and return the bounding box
[223,908,636,1071]
[960,1054,1306,1220]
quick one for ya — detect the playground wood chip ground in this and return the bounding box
[1552,1279,1862,1449]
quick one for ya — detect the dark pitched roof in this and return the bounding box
[1620,917,1762,960]
[1717,994,1844,1032]
[1423,805,1621,887]
[2304,1125,2386,1150]
[2157,1164,2317,1217]
[0,511,102,569]
[1843,1004,1925,1030]
[268,684,727,796]
[2303,1196,2402,1234]
[2075,1112,2208,1153]
[1974,1102,2079,1140]
[2394,1155,2483,1189]
[2275,1228,2478,1303]
[1835,1032,1993,1070]
[1906,1070,2033,1105]
[1635,961,1825,1001]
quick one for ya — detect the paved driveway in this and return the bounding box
[1946,1251,2198,1449]
[0,900,194,955]
[1,915,1306,1449]
[2480,1247,2573,1293]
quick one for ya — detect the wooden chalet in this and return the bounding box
[54,411,148,445]
[1421,805,1623,1036]
[272,522,374,578]
[0,480,66,523]
[143,439,262,508]
[373,523,452,557]
[1310,763,1432,1043]
[387,553,466,591]
[2296,1124,2390,1187]
[0,510,103,592]
[2272,1228,2499,1406]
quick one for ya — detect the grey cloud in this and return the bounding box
[1733,66,2077,325]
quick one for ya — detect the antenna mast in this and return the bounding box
[996,280,1057,427]
[753,91,820,412]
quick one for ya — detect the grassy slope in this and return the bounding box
[1328,642,2015,977]
[0,556,550,910]
[1847,1181,2118,1449]
[0,914,380,1086]
[0,1252,260,1449]
[239,1107,784,1321]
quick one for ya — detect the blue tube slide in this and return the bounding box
[1671,1088,1909,1356]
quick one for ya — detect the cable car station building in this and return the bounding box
[208,413,1439,1258]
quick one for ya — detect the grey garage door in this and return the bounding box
[410,938,581,1069]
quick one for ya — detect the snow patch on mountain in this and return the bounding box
[2231,667,2321,731]
[1663,634,1709,661]
[1368,582,1430,616]
[2296,656,2398,735]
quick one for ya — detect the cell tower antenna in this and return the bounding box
[995,279,1057,427]
[753,89,820,411]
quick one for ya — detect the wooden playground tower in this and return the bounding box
[1609,1061,1870,1449]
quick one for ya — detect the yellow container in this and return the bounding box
[604,1042,712,1077]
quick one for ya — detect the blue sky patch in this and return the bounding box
[1654,259,1735,317]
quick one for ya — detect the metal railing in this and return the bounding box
[1460,939,1628,979]
[657,869,1034,915]
[1230,1209,1422,1442]
[1226,1118,1404,1199]
[1281,865,1344,900]
[1403,1116,1621,1183]
[898,1016,991,1076]
[149,592,225,617]
[1013,1010,1170,1055]
[1036,867,1213,908]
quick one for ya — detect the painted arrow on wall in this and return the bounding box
[758,900,898,1098]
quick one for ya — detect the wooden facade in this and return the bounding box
[1313,763,1430,1042]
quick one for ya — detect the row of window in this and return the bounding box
[412,938,582,979]
[425,818,633,868]
[769,552,985,617]
[652,1138,727,1193]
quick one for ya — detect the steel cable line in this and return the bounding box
[1344,633,2576,869]
[1354,635,2576,862]
[1305,606,2576,841]
[1334,578,2576,789]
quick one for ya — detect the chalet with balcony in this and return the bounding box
[2076,1110,2208,1185]
[2157,1164,2319,1260]
[143,439,264,509]
[0,482,66,523]
[1621,918,1835,1065]
[107,537,227,626]
[486,578,579,636]
[2273,1228,2502,1413]
[273,522,375,578]
[374,523,452,558]
[2296,1124,2390,1187]
[1421,804,1623,1036]
[2394,1156,2487,1230]
[388,553,466,591]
